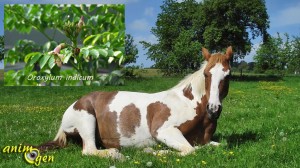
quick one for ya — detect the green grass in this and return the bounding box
[0,76,299,167]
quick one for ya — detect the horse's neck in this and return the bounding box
[170,68,206,101]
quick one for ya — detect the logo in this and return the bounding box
[2,144,54,166]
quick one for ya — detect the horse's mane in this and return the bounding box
[172,61,208,89]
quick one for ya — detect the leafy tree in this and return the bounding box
[4,4,125,86]
[289,36,300,74]
[0,36,3,61]
[124,34,138,65]
[142,0,269,75]
[254,33,291,74]
[238,60,249,76]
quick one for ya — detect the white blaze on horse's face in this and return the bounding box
[207,63,230,116]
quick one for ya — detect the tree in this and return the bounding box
[254,33,291,74]
[238,60,249,76]
[0,36,3,61]
[142,0,269,75]
[289,36,300,74]
[124,34,138,65]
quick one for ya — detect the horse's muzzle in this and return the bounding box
[206,104,222,120]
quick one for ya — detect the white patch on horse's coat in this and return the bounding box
[60,102,98,155]
[208,63,230,111]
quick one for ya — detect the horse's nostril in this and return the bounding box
[218,105,222,112]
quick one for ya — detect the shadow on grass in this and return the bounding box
[214,131,262,148]
[230,74,282,82]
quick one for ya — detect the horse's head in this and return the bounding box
[202,46,232,120]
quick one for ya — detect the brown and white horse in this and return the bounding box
[38,46,232,159]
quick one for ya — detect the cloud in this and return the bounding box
[144,7,154,17]
[272,2,300,27]
[129,18,150,31]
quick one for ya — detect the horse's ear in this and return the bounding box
[202,47,211,61]
[225,46,233,60]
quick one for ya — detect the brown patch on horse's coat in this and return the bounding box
[178,95,217,145]
[147,101,171,137]
[74,91,121,149]
[92,92,121,149]
[73,92,100,117]
[119,104,141,138]
[183,84,194,100]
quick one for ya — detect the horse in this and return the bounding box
[36,46,232,159]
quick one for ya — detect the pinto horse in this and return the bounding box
[37,46,232,159]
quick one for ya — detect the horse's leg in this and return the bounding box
[155,127,195,156]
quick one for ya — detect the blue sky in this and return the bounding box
[1,0,300,68]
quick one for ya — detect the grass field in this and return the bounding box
[0,75,299,167]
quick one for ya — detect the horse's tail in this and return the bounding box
[36,126,67,152]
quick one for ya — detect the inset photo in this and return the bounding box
[4,4,125,86]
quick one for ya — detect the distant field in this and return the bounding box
[0,75,299,167]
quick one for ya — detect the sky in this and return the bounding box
[1,0,300,69]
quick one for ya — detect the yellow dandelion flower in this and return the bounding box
[229,151,234,155]
[176,159,180,162]
[201,160,207,165]
[134,161,140,164]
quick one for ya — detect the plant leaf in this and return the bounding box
[29,53,42,67]
[98,49,108,57]
[63,50,73,64]
[24,52,40,63]
[39,54,51,69]
[108,57,114,63]
[90,49,99,59]
[48,56,55,69]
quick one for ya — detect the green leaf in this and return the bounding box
[118,55,124,65]
[107,49,114,57]
[24,52,40,63]
[63,50,73,64]
[83,35,96,45]
[90,49,99,59]
[48,56,55,69]
[39,54,51,69]
[29,53,42,67]
[98,49,108,57]
[89,4,97,12]
[92,34,101,45]
[108,57,114,63]
[80,48,89,58]
[113,51,122,58]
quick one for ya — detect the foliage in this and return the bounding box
[4,4,125,86]
[237,60,249,76]
[0,76,300,167]
[253,33,300,75]
[125,34,138,65]
[0,36,3,61]
[289,36,300,74]
[142,0,269,75]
